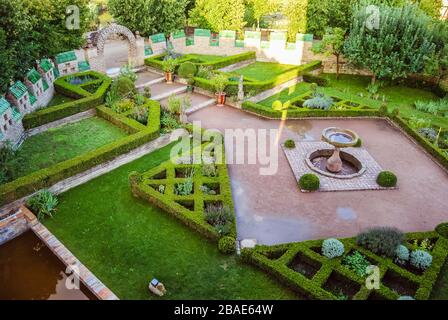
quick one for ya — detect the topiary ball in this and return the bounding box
[299,173,320,191]
[395,245,410,264]
[284,139,295,149]
[218,236,235,254]
[435,222,448,239]
[114,76,137,98]
[377,171,397,187]
[177,62,197,79]
[272,100,283,110]
[410,249,432,270]
[322,238,345,259]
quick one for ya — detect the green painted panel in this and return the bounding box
[270,32,286,41]
[244,31,261,40]
[150,33,166,44]
[186,37,194,46]
[194,28,211,37]
[219,30,236,39]
[304,34,314,41]
[235,40,245,48]
[210,37,219,46]
[172,30,186,39]
[144,45,153,56]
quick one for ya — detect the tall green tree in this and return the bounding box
[343,3,436,84]
[282,0,308,41]
[189,0,246,32]
[248,0,279,29]
[312,27,345,79]
[109,0,188,36]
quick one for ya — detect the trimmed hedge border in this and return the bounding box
[23,71,112,129]
[243,229,448,300]
[129,139,237,245]
[241,100,448,171]
[193,60,322,96]
[0,101,161,206]
[144,51,256,72]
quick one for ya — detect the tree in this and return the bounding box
[248,0,279,30]
[109,0,188,36]
[189,0,246,32]
[282,0,308,41]
[343,3,436,84]
[312,27,345,79]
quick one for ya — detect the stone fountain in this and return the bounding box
[321,127,359,173]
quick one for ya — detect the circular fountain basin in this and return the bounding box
[305,149,366,179]
[322,127,359,148]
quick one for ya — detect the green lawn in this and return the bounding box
[42,143,298,300]
[15,117,127,178]
[259,73,447,127]
[47,93,75,107]
[190,54,225,63]
[233,62,298,82]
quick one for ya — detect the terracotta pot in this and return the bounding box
[165,72,173,83]
[215,92,226,106]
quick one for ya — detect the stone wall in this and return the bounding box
[0,208,29,245]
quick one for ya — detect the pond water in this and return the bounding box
[0,231,96,300]
[328,132,354,143]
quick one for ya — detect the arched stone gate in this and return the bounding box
[87,23,145,73]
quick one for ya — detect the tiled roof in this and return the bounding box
[78,61,90,72]
[0,97,11,114]
[10,81,28,99]
[27,68,42,84]
[12,107,21,121]
[55,51,77,64]
[39,59,53,73]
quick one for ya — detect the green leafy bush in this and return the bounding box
[196,66,213,79]
[299,173,320,191]
[160,110,181,133]
[303,93,334,110]
[342,250,370,277]
[272,100,283,110]
[202,163,218,177]
[112,76,137,99]
[27,189,58,221]
[218,236,235,254]
[119,64,137,83]
[167,95,182,114]
[112,99,134,114]
[356,227,404,257]
[410,249,433,270]
[174,168,194,196]
[178,62,197,78]
[211,74,228,93]
[0,142,21,184]
[376,171,397,187]
[161,57,178,73]
[435,222,448,238]
[395,245,410,265]
[129,105,149,125]
[321,238,344,258]
[204,203,234,235]
[284,139,296,149]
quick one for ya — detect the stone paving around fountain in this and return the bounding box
[282,141,390,192]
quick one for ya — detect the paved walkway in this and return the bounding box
[189,105,448,245]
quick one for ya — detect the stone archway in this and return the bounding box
[89,23,144,73]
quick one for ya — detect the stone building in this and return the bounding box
[0,97,24,147]
[37,59,56,84]
[7,81,33,116]
[55,51,79,76]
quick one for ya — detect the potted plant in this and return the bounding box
[162,58,178,83]
[211,74,228,106]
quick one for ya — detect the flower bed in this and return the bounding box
[242,228,448,300]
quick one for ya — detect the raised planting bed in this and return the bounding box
[242,229,448,300]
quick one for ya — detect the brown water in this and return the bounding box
[0,231,96,300]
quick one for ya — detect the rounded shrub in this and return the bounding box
[435,222,448,238]
[410,249,432,270]
[356,227,404,257]
[299,173,320,191]
[322,238,345,259]
[376,171,397,187]
[395,245,410,264]
[284,139,295,149]
[114,76,136,98]
[177,62,197,79]
[218,236,235,254]
[272,100,283,110]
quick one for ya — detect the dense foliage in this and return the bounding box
[298,173,320,191]
[322,238,345,258]
[0,143,21,184]
[109,0,189,36]
[376,171,398,187]
[27,189,59,221]
[356,227,404,257]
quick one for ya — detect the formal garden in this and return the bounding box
[0,0,447,302]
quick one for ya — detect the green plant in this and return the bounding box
[272,100,283,110]
[410,249,433,270]
[160,110,181,133]
[161,57,178,73]
[218,236,235,254]
[342,250,370,277]
[200,185,216,195]
[27,189,58,221]
[143,86,151,98]
[298,173,320,191]
[303,92,334,110]
[376,171,397,187]
[196,65,213,79]
[0,142,21,184]
[303,73,329,86]
[178,62,197,78]
[211,74,228,94]
[119,64,137,83]
[408,116,431,130]
[322,238,344,259]
[129,105,149,125]
[395,245,410,265]
[284,139,296,149]
[435,222,448,238]
[356,227,404,257]
[413,238,434,252]
[112,99,134,114]
[167,95,182,114]
[111,76,137,99]
[158,185,165,194]
[202,163,218,177]
[175,168,195,196]
[204,203,234,235]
